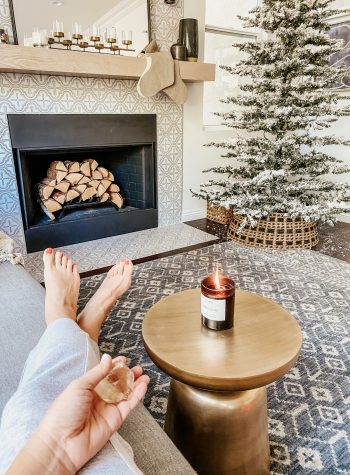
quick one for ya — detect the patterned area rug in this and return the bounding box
[78,242,350,474]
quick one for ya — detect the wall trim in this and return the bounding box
[338,214,350,223]
[182,208,207,222]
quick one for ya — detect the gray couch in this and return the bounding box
[0,261,195,475]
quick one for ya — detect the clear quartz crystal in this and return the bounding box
[95,361,134,404]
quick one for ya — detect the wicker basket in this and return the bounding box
[207,202,233,225]
[227,213,319,250]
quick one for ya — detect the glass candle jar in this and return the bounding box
[201,275,235,331]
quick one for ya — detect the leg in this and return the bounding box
[164,380,270,475]
[0,253,139,475]
[77,259,133,343]
[43,247,80,325]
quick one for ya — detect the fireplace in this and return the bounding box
[8,114,158,252]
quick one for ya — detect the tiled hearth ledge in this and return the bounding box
[0,45,215,82]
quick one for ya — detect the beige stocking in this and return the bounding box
[163,60,188,105]
[137,52,174,98]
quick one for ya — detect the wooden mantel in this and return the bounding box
[0,45,215,82]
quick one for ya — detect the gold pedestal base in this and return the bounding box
[164,379,270,475]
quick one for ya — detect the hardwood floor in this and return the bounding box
[186,219,350,264]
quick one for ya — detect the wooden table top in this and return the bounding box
[142,289,303,391]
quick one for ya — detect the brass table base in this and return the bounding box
[164,379,270,475]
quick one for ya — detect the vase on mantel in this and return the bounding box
[179,18,198,62]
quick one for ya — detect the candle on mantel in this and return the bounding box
[201,265,235,331]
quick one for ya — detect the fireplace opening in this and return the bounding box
[8,114,158,252]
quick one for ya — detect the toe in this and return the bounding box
[67,257,73,272]
[61,253,68,269]
[43,248,54,268]
[107,264,118,278]
[55,250,62,267]
[117,261,125,275]
[124,259,133,275]
[73,262,80,277]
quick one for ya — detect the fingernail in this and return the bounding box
[46,248,53,254]
[101,353,110,363]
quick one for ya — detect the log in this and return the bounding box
[108,183,120,193]
[92,169,103,180]
[65,173,84,185]
[37,183,54,200]
[51,191,66,205]
[97,183,107,197]
[81,187,97,201]
[88,159,99,171]
[100,192,109,203]
[67,161,80,173]
[41,178,56,187]
[97,166,109,178]
[107,171,114,181]
[39,200,55,220]
[101,179,112,190]
[80,160,91,177]
[47,169,67,183]
[109,192,124,209]
[54,181,70,193]
[89,180,100,189]
[50,161,67,172]
[66,189,80,202]
[72,184,87,195]
[44,198,62,213]
[78,176,90,185]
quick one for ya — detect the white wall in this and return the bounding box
[182,0,350,223]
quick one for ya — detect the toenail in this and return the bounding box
[46,248,53,254]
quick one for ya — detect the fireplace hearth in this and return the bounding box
[8,114,158,252]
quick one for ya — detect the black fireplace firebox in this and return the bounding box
[8,114,158,252]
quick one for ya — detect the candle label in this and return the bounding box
[201,295,226,321]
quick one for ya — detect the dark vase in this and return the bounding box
[179,18,198,62]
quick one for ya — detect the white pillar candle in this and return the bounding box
[40,29,48,46]
[91,24,99,37]
[72,22,82,35]
[23,35,33,47]
[32,29,41,46]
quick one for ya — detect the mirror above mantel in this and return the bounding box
[9,0,150,56]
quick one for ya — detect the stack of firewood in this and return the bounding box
[37,159,123,220]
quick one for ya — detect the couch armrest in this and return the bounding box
[0,262,46,414]
[120,404,196,474]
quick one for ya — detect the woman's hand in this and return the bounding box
[10,354,149,474]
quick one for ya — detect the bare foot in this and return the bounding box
[78,259,133,342]
[43,248,80,326]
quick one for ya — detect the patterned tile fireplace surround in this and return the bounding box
[0,0,184,254]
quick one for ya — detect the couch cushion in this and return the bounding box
[0,262,45,414]
[120,404,196,475]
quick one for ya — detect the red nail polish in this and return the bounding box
[46,248,53,254]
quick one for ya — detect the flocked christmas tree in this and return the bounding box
[193,0,350,229]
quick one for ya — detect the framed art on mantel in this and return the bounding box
[0,0,17,44]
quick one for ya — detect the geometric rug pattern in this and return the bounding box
[78,242,350,474]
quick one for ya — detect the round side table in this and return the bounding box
[142,289,302,475]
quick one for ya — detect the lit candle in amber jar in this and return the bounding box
[201,266,235,331]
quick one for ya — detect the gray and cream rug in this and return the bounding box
[78,242,350,474]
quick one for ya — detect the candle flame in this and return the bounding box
[214,264,221,289]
